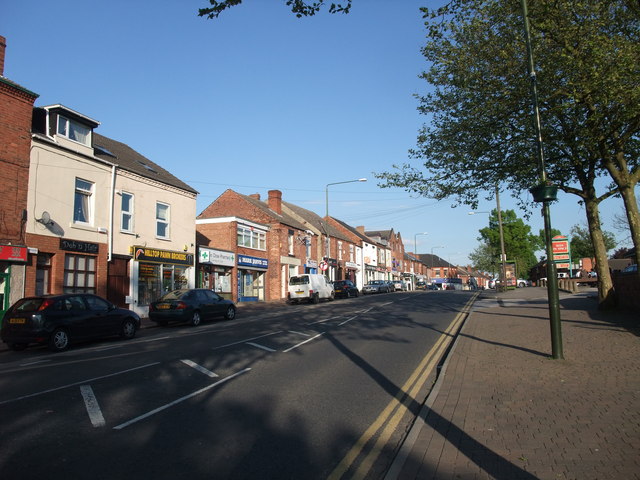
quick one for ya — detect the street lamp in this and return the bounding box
[324,178,367,273]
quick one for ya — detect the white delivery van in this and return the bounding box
[288,274,335,304]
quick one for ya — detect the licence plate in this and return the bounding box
[9,318,26,324]
[295,290,304,294]
[157,304,171,310]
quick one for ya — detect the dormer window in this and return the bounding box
[57,115,91,146]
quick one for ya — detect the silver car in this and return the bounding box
[362,280,391,294]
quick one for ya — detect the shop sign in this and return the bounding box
[131,246,194,266]
[345,261,358,269]
[306,259,318,268]
[60,239,99,254]
[199,248,235,267]
[238,254,268,269]
[327,258,338,267]
[0,244,28,262]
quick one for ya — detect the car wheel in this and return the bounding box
[311,293,320,304]
[10,343,28,351]
[190,311,202,326]
[354,290,359,297]
[49,328,70,352]
[224,306,236,320]
[120,319,137,339]
[329,292,335,301]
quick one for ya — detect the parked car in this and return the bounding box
[287,274,334,304]
[392,280,407,291]
[517,279,529,288]
[149,289,236,326]
[1,293,141,352]
[333,280,359,299]
[622,264,637,274]
[416,281,427,290]
[362,280,391,294]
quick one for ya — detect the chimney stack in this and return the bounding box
[248,193,261,200]
[0,36,6,76]
[268,190,282,214]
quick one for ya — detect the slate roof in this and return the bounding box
[282,202,351,242]
[416,253,453,268]
[236,193,309,231]
[92,133,197,194]
[330,217,376,244]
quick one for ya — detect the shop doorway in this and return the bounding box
[0,266,9,321]
[238,270,265,302]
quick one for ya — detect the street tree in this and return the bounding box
[468,242,499,276]
[477,209,539,280]
[570,224,616,262]
[375,0,639,307]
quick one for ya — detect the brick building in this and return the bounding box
[196,189,312,302]
[0,36,39,317]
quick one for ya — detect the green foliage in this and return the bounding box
[198,0,351,19]
[570,224,616,259]
[477,209,539,278]
[468,242,499,275]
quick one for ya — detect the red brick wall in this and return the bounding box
[197,190,310,301]
[24,233,108,297]
[0,81,38,244]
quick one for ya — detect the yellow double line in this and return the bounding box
[328,293,479,480]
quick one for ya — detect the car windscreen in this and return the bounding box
[289,276,309,285]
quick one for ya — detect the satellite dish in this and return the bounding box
[37,211,52,225]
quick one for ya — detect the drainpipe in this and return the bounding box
[108,165,116,262]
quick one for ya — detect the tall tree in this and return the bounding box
[376,0,639,307]
[570,224,616,261]
[477,209,539,279]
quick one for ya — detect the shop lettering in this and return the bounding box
[60,239,99,254]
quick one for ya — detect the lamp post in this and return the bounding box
[414,232,428,290]
[324,178,367,277]
[520,0,563,359]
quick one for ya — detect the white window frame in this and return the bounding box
[121,191,134,233]
[338,241,343,261]
[57,115,91,146]
[156,202,170,239]
[236,225,266,251]
[73,178,93,225]
[288,230,294,255]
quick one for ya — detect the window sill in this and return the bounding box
[70,222,96,232]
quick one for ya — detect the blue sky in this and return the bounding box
[1,0,628,266]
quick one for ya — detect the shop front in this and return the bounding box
[345,261,359,286]
[237,254,268,302]
[304,259,318,274]
[130,246,194,317]
[198,247,235,301]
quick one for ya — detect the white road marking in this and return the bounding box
[212,331,283,351]
[19,359,52,367]
[338,316,358,326]
[180,359,218,378]
[307,316,342,325]
[113,368,251,430]
[0,362,160,406]
[283,333,325,353]
[80,385,106,428]
[288,330,310,336]
[246,342,277,352]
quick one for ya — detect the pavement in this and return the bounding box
[385,287,640,480]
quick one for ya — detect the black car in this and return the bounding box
[1,293,141,352]
[333,280,359,299]
[149,289,236,327]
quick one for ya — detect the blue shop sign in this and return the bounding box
[237,254,268,269]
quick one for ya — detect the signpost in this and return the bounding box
[552,235,571,273]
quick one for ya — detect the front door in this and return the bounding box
[0,266,9,322]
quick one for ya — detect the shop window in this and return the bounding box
[288,230,294,255]
[338,241,343,261]
[121,192,134,233]
[63,254,96,294]
[35,253,52,296]
[349,244,354,262]
[74,178,93,224]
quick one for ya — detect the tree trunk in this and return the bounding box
[583,198,616,308]
[618,184,640,268]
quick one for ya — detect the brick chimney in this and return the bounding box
[248,193,261,200]
[357,226,366,234]
[268,190,282,214]
[0,36,6,76]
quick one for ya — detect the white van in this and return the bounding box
[288,274,335,304]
